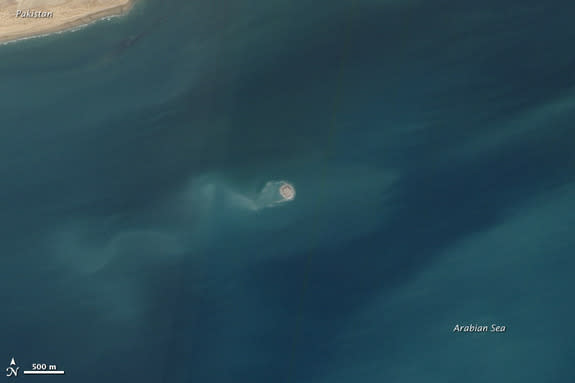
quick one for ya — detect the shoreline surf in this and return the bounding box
[0,0,137,45]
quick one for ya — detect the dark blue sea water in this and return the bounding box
[1,0,575,381]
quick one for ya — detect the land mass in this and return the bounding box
[0,0,136,44]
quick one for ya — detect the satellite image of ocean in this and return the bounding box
[1,0,574,381]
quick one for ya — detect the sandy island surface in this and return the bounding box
[0,0,136,44]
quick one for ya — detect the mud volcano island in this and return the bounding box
[279,182,295,201]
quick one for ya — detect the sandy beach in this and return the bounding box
[0,0,136,44]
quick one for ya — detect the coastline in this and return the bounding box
[0,0,137,45]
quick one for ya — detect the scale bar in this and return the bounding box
[23,371,65,375]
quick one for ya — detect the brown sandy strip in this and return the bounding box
[0,0,137,44]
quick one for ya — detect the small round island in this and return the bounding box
[279,182,296,201]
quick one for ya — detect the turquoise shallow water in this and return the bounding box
[1,0,575,382]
